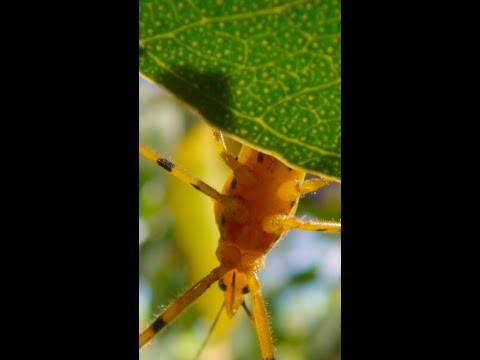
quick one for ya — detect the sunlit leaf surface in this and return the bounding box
[140,0,341,179]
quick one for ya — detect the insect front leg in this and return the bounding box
[212,129,256,187]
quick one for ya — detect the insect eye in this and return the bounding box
[242,285,250,294]
[218,278,227,291]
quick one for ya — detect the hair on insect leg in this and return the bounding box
[139,266,229,349]
[248,274,275,360]
[262,214,341,234]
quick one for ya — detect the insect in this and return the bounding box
[139,128,341,360]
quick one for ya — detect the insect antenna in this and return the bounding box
[194,301,225,360]
[241,300,255,327]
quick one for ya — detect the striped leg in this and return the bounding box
[262,215,341,234]
[140,143,225,203]
[139,265,229,348]
[139,143,248,223]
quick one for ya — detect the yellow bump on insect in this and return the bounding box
[277,177,332,202]
[139,131,341,360]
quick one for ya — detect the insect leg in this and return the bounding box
[139,265,229,348]
[249,274,275,360]
[141,143,249,223]
[212,129,256,187]
[140,143,225,202]
[212,128,229,154]
[277,177,332,202]
[262,215,341,234]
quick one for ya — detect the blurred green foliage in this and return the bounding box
[139,77,341,360]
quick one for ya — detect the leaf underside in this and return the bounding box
[140,0,340,179]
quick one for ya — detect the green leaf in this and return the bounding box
[139,0,340,179]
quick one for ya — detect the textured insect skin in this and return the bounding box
[215,145,305,317]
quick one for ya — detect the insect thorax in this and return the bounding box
[214,146,306,272]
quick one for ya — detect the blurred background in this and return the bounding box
[139,76,341,360]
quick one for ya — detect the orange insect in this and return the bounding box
[139,129,340,360]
